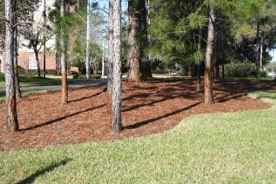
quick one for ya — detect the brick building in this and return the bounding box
[0,0,86,74]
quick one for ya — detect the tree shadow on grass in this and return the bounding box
[20,104,106,131]
[16,158,72,184]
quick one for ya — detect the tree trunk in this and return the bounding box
[196,30,202,92]
[14,34,21,99]
[43,44,46,78]
[60,0,68,104]
[222,64,225,80]
[215,62,220,80]
[43,0,46,79]
[55,38,61,75]
[196,64,201,92]
[102,39,105,77]
[112,0,122,133]
[13,0,21,99]
[256,21,261,71]
[34,49,41,78]
[260,39,263,70]
[85,0,91,80]
[141,0,152,79]
[107,0,114,93]
[5,0,19,131]
[188,64,192,77]
[128,0,149,81]
[204,5,215,104]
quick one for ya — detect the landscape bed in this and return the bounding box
[0,78,275,151]
[0,86,275,183]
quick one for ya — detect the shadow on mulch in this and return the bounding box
[0,78,275,151]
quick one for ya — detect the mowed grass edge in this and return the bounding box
[0,90,275,184]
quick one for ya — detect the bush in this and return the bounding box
[71,71,80,79]
[257,70,268,78]
[23,69,57,76]
[0,73,4,81]
[224,62,256,78]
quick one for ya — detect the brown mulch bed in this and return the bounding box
[0,78,275,151]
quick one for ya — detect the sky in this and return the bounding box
[269,50,276,62]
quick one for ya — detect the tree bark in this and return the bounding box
[107,0,114,93]
[204,5,215,104]
[256,21,261,71]
[43,0,46,79]
[13,0,21,99]
[60,0,68,104]
[260,39,263,70]
[128,0,142,82]
[215,61,220,80]
[85,0,91,79]
[112,0,122,133]
[141,0,152,79]
[128,0,150,81]
[5,0,19,131]
[196,64,201,92]
[222,64,225,80]
[188,64,192,77]
[34,48,41,78]
[196,30,202,92]
[101,39,105,77]
[55,38,61,75]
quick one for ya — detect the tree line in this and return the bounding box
[1,0,276,133]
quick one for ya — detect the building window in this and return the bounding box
[28,57,37,70]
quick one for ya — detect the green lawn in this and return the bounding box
[0,74,60,88]
[1,91,276,183]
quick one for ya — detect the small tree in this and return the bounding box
[18,2,52,78]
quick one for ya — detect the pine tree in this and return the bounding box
[204,4,215,104]
[5,0,19,131]
[112,0,122,133]
[127,0,147,82]
[60,0,68,104]
[107,0,114,93]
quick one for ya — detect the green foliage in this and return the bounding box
[71,71,80,79]
[257,70,268,78]
[186,14,207,29]
[193,50,205,65]
[225,62,256,77]
[0,73,4,82]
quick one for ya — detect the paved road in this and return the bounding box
[0,79,107,95]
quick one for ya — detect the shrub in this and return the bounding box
[224,62,256,78]
[71,71,80,79]
[0,73,4,81]
[257,70,268,78]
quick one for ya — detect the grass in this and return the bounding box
[0,91,276,183]
[0,73,105,88]
[0,74,60,88]
[0,89,57,102]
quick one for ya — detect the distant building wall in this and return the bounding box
[0,51,79,74]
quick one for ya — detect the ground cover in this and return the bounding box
[0,88,275,183]
[0,78,275,151]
